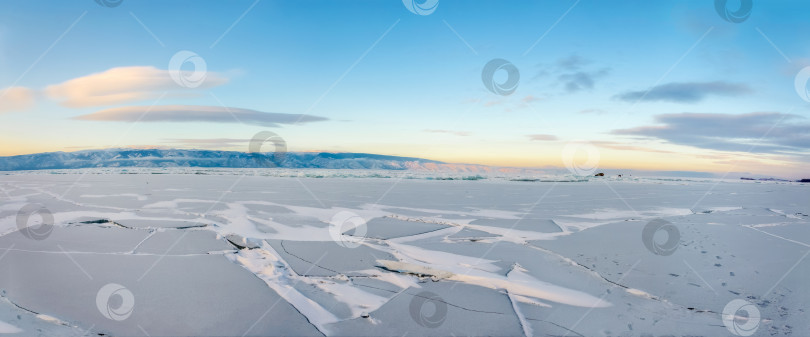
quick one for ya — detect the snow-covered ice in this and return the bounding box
[0,170,807,336]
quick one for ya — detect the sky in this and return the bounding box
[0,0,809,178]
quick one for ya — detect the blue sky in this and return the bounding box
[0,0,809,178]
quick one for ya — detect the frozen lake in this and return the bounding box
[0,171,807,336]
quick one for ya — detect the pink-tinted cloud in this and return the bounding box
[0,87,35,113]
[527,134,558,141]
[45,66,228,107]
[522,95,542,103]
[74,105,328,127]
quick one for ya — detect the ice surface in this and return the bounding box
[0,320,21,334]
[0,171,807,336]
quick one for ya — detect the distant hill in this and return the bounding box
[0,149,476,171]
[3,149,803,181]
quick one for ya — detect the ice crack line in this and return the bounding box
[278,240,341,275]
[0,292,95,333]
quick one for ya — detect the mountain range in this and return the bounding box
[0,149,488,172]
[1,149,805,181]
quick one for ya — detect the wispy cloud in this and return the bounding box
[559,69,609,92]
[533,54,609,93]
[556,54,590,70]
[74,105,328,127]
[578,108,605,114]
[522,95,542,103]
[423,129,471,137]
[0,87,35,113]
[162,138,250,148]
[46,66,228,107]
[527,134,558,141]
[483,100,504,107]
[612,112,810,154]
[614,81,751,103]
[590,140,677,154]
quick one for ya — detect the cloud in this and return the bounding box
[163,138,250,148]
[423,129,471,137]
[531,69,550,81]
[612,112,810,154]
[533,55,609,93]
[578,108,605,114]
[614,81,751,103]
[45,66,228,107]
[556,55,590,70]
[559,69,609,92]
[527,134,558,141]
[74,105,328,127]
[589,140,678,154]
[0,87,35,113]
[522,95,542,103]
